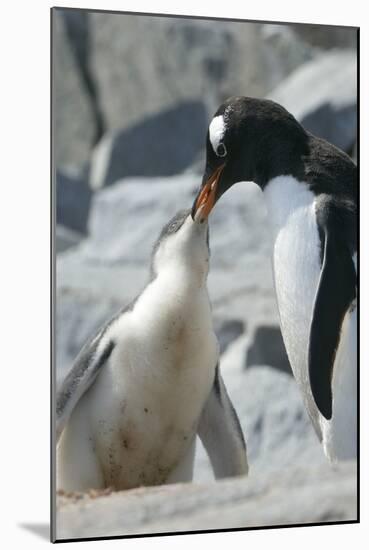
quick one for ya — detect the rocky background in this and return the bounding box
[53,8,358,540]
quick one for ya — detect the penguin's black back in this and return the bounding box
[303,133,357,204]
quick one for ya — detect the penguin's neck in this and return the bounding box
[132,261,213,359]
[252,128,308,189]
[159,262,208,293]
[155,253,209,291]
[262,174,316,236]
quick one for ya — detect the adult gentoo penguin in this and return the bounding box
[192,96,357,462]
[56,209,248,492]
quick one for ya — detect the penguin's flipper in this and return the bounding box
[197,364,248,478]
[56,336,115,442]
[309,208,356,420]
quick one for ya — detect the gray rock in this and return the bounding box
[56,225,83,254]
[245,325,291,375]
[89,101,208,189]
[52,11,96,168]
[214,319,246,355]
[268,49,357,152]
[61,10,106,145]
[89,14,317,136]
[260,24,317,91]
[80,174,196,264]
[56,169,92,234]
[56,461,356,539]
[53,10,322,173]
[89,15,252,132]
[219,366,325,470]
[291,24,357,50]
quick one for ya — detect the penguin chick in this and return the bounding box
[56,209,248,492]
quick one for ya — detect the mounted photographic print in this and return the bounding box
[51,6,359,542]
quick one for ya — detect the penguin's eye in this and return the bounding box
[216,143,227,158]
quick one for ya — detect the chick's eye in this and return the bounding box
[216,143,227,157]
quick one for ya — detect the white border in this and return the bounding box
[1,1,367,548]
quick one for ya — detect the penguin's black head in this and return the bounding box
[191,96,308,220]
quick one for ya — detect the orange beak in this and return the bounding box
[193,163,225,222]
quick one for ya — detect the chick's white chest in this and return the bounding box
[89,274,218,488]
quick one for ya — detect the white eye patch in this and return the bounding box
[209,115,226,155]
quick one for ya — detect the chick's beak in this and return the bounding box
[191,163,225,222]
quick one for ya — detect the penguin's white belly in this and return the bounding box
[57,278,218,491]
[264,176,357,461]
[264,177,321,397]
